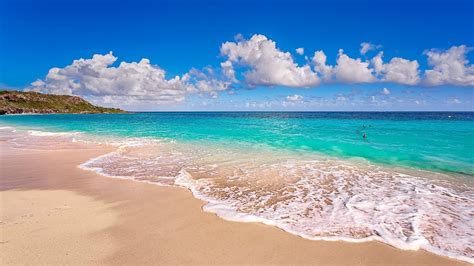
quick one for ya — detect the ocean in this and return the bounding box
[1,112,473,262]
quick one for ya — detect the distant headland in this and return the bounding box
[0,90,126,115]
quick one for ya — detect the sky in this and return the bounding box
[0,0,473,111]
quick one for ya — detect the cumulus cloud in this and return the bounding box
[333,49,376,83]
[29,52,195,104]
[312,50,333,81]
[295,47,305,55]
[286,94,304,102]
[360,42,381,55]
[194,79,229,98]
[372,52,420,85]
[312,44,474,87]
[29,52,231,105]
[312,49,375,83]
[220,60,236,82]
[220,34,320,88]
[188,68,232,98]
[424,45,474,86]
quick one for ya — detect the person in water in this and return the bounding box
[363,132,367,139]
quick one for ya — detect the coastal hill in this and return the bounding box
[0,90,126,115]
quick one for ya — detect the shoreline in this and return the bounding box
[0,142,468,264]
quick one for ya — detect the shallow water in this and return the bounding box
[1,112,473,262]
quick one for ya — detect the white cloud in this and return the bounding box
[194,79,230,99]
[424,45,474,86]
[188,68,232,98]
[29,52,196,104]
[372,52,420,85]
[382,87,391,95]
[312,50,333,81]
[220,34,320,88]
[360,42,381,55]
[313,49,375,83]
[29,52,231,106]
[295,47,305,55]
[286,94,304,102]
[220,60,236,82]
[333,49,376,83]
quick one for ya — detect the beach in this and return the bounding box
[0,140,468,265]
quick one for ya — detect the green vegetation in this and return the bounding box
[0,90,127,115]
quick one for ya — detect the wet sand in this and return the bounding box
[0,142,466,265]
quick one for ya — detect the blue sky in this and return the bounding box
[0,0,473,111]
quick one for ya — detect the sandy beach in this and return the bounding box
[0,142,467,265]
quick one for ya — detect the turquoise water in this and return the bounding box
[1,112,473,175]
